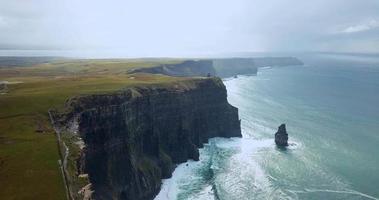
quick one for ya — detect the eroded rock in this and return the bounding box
[275,124,288,147]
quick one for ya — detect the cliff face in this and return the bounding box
[130,60,216,77]
[212,58,257,78]
[253,57,303,67]
[56,78,241,200]
[130,57,303,78]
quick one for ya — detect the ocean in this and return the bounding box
[155,53,379,200]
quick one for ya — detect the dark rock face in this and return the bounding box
[275,124,288,147]
[130,60,216,77]
[61,78,241,200]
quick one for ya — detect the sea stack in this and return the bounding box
[275,124,288,147]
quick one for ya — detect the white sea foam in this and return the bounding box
[293,188,379,200]
[154,160,200,200]
[155,137,277,200]
[158,66,379,199]
[287,141,301,150]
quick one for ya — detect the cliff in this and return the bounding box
[253,57,303,67]
[212,58,257,77]
[130,57,303,78]
[129,60,215,77]
[52,77,241,200]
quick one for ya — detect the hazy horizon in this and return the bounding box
[1,0,379,57]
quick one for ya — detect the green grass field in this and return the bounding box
[0,58,187,200]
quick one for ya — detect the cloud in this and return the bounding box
[341,19,379,33]
[0,16,8,27]
[1,0,379,56]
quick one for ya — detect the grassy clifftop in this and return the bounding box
[0,58,189,200]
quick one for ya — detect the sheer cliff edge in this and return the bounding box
[50,77,241,200]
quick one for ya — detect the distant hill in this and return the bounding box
[130,60,215,77]
[130,57,304,78]
[253,57,304,67]
[0,56,64,68]
[213,58,257,77]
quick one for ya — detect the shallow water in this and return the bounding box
[156,54,379,200]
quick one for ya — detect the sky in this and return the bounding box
[0,0,378,57]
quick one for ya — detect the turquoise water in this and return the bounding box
[156,54,379,200]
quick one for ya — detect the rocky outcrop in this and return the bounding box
[54,77,241,200]
[275,124,288,147]
[130,60,216,77]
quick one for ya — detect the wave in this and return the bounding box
[293,188,379,200]
[156,69,379,199]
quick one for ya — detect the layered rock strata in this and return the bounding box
[53,77,241,200]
